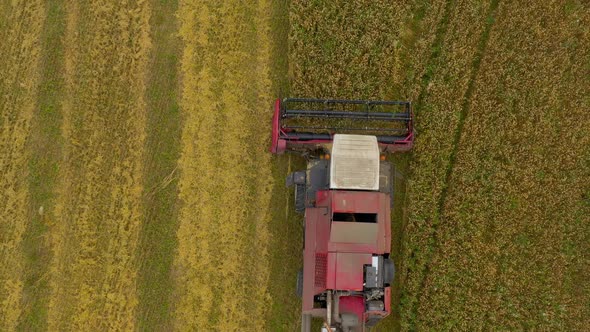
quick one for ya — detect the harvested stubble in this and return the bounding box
[173,0,275,330]
[46,1,151,330]
[412,1,590,329]
[0,1,44,330]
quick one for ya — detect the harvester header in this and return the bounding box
[270,98,414,154]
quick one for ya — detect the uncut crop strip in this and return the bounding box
[0,1,44,330]
[396,0,499,329]
[46,1,150,330]
[414,1,590,329]
[290,1,415,100]
[395,1,448,101]
[173,1,274,330]
[287,0,493,329]
[262,1,305,329]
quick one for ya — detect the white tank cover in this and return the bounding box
[330,134,380,191]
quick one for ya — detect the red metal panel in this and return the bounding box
[376,193,391,253]
[304,188,393,315]
[284,140,414,153]
[315,207,331,254]
[314,253,327,288]
[334,253,372,291]
[328,242,377,253]
[326,253,337,289]
[315,190,330,207]
[326,191,391,255]
[339,295,365,323]
[331,191,380,213]
[270,99,284,154]
[302,208,321,312]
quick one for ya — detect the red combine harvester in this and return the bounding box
[270,98,414,331]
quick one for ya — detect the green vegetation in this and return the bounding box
[20,0,65,329]
[265,1,308,330]
[136,0,181,330]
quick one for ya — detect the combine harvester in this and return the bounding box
[270,98,414,332]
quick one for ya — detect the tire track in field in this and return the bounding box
[412,0,456,109]
[435,0,501,224]
[174,1,274,330]
[19,1,65,329]
[407,0,500,327]
[47,1,151,330]
[135,0,181,330]
[0,1,44,330]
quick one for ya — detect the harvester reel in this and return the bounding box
[270,98,414,155]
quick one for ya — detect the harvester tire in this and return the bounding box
[296,269,303,298]
[295,184,306,213]
[383,259,395,286]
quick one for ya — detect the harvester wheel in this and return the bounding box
[294,184,306,213]
[383,259,395,286]
[296,269,303,298]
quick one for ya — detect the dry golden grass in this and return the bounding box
[1,1,584,330]
[173,0,274,330]
[0,1,44,330]
[46,1,151,330]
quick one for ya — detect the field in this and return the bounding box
[0,0,588,331]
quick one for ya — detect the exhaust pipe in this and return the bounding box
[327,290,332,327]
[301,313,311,332]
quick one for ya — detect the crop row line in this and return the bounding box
[47,1,151,329]
[413,0,456,114]
[397,2,457,329]
[400,1,457,329]
[408,0,501,328]
[398,0,454,274]
[0,1,44,330]
[19,0,66,329]
[134,0,181,330]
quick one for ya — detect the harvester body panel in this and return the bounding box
[302,191,391,313]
